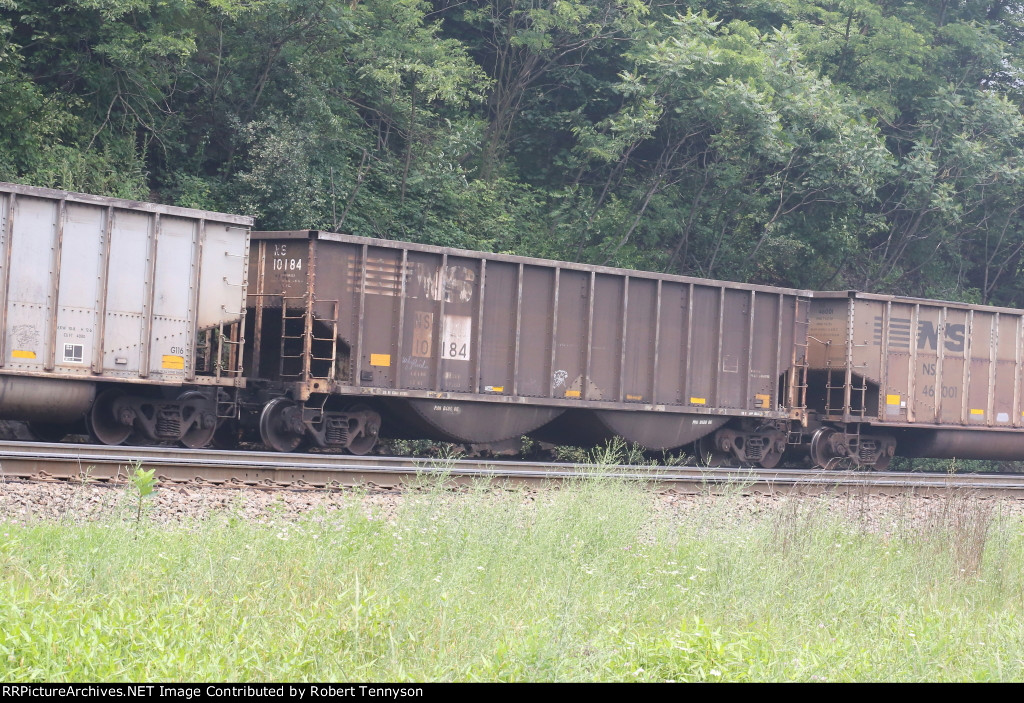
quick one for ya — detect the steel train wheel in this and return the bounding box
[88,388,133,446]
[345,403,380,456]
[871,451,893,471]
[809,427,857,470]
[860,434,895,471]
[809,427,837,469]
[757,445,783,469]
[259,398,306,452]
[178,391,217,449]
[695,435,731,467]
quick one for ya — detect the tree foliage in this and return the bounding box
[3,0,1024,303]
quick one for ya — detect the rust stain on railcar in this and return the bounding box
[809,292,1024,434]
[248,230,811,449]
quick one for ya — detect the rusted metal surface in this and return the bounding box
[808,291,1024,459]
[245,231,812,450]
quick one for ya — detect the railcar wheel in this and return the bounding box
[695,435,731,467]
[863,435,896,471]
[27,422,70,443]
[810,427,848,470]
[871,452,892,471]
[178,391,218,449]
[345,403,380,456]
[758,445,784,469]
[259,398,306,452]
[89,389,134,446]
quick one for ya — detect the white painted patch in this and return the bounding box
[440,314,471,361]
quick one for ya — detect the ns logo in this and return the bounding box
[917,321,965,353]
[874,317,965,352]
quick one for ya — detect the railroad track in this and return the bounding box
[2,441,1024,496]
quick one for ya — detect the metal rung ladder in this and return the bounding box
[791,295,811,414]
[216,388,239,419]
[308,300,339,380]
[214,320,244,379]
[302,393,329,424]
[824,366,868,418]
[279,297,308,379]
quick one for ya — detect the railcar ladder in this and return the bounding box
[216,388,239,420]
[214,319,245,379]
[793,296,810,409]
[302,392,329,424]
[786,296,812,444]
[824,366,840,415]
[787,296,811,439]
[785,296,811,443]
[195,321,243,379]
[279,297,308,379]
[308,300,339,380]
[279,298,340,381]
[823,366,869,419]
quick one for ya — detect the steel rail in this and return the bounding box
[2,441,1024,496]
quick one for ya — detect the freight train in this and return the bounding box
[5,182,1024,469]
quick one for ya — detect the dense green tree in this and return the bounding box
[0,0,149,195]
[3,0,1024,305]
[784,1,1024,301]
[563,13,892,286]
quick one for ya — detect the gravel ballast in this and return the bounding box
[2,478,1023,535]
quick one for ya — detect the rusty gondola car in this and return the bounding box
[240,230,812,467]
[0,182,251,447]
[804,292,1024,469]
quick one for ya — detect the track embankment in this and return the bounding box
[3,441,1024,497]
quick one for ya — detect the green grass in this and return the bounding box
[2,480,1024,681]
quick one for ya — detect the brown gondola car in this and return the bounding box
[806,291,1024,468]
[241,230,812,466]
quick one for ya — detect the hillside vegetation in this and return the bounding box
[4,1,1024,302]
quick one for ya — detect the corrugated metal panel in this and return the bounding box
[0,182,251,387]
[809,292,1024,430]
[248,231,811,426]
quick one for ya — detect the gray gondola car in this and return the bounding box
[806,291,1024,468]
[243,230,812,464]
[0,183,251,446]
